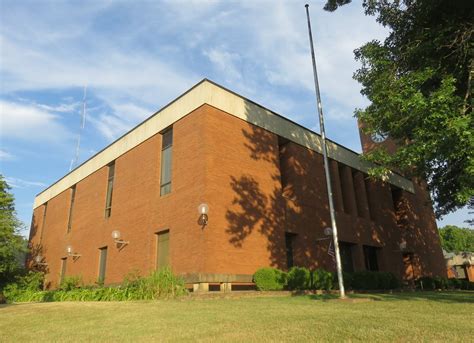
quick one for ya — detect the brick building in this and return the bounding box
[29,79,446,290]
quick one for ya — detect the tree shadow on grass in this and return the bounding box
[352,291,474,304]
[305,291,474,304]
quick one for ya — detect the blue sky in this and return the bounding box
[0,0,470,236]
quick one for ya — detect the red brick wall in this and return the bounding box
[29,104,446,288]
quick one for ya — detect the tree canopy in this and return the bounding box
[438,225,474,253]
[324,0,473,218]
[0,175,28,288]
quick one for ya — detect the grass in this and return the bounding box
[1,291,473,342]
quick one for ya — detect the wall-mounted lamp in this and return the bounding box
[112,230,129,248]
[324,227,333,236]
[399,241,407,251]
[66,245,81,260]
[198,203,209,226]
[34,255,48,266]
[316,227,333,242]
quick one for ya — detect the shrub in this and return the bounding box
[132,267,187,299]
[59,275,83,291]
[416,276,436,290]
[3,268,187,303]
[312,269,333,290]
[332,272,354,290]
[448,278,462,289]
[253,267,286,291]
[433,276,449,290]
[287,267,311,290]
[351,271,399,290]
[2,271,44,301]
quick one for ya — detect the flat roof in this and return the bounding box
[34,79,414,208]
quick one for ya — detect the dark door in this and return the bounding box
[98,247,108,283]
[157,231,170,269]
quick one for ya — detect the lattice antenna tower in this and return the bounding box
[69,85,87,171]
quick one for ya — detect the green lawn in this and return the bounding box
[1,292,473,342]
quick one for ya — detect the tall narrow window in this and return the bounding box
[339,242,354,273]
[156,230,170,269]
[391,186,403,212]
[278,136,290,189]
[67,185,76,232]
[363,245,379,271]
[98,247,108,284]
[105,162,115,218]
[40,202,48,243]
[59,257,67,285]
[160,128,173,196]
[285,232,296,269]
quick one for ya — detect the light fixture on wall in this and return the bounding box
[34,255,48,266]
[198,203,209,226]
[66,245,81,260]
[316,227,333,242]
[399,240,407,252]
[112,230,129,248]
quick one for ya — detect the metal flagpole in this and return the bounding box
[305,4,345,298]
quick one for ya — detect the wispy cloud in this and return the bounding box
[0,100,72,142]
[5,177,47,189]
[204,47,242,84]
[0,149,14,161]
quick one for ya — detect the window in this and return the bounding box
[339,242,354,273]
[59,257,67,285]
[105,162,115,218]
[391,186,402,212]
[40,202,48,243]
[98,247,108,284]
[285,232,296,269]
[278,136,290,189]
[160,128,173,196]
[338,164,351,215]
[364,176,374,221]
[156,230,170,269]
[67,185,76,232]
[363,245,379,271]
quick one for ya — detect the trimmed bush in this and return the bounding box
[351,271,400,290]
[287,267,311,290]
[419,277,474,291]
[416,276,436,290]
[312,269,333,290]
[433,276,449,290]
[332,272,354,290]
[253,267,286,291]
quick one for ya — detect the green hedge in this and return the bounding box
[312,269,333,291]
[332,271,399,290]
[3,268,187,303]
[253,267,287,291]
[416,276,474,290]
[287,267,311,290]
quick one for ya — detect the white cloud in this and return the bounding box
[0,148,14,161]
[0,100,72,142]
[5,176,47,189]
[37,102,81,113]
[204,47,242,83]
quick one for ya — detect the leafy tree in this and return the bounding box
[324,0,473,218]
[0,175,28,288]
[466,197,473,226]
[438,225,474,253]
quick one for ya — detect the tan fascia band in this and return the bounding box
[33,79,414,209]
